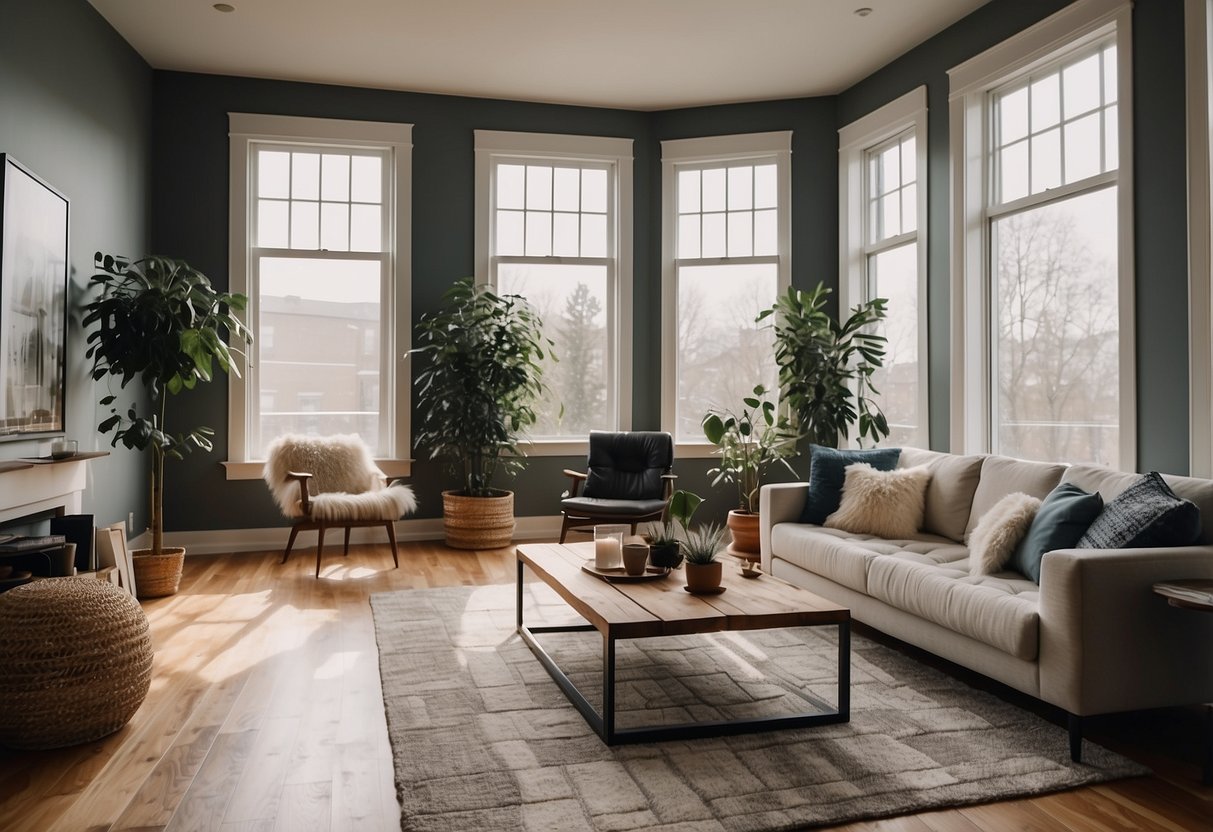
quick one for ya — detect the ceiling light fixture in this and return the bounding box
[854,7,873,17]
[213,3,236,12]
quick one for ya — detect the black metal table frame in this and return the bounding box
[516,558,850,745]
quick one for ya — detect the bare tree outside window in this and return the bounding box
[993,186,1119,466]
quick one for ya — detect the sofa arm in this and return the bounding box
[1038,545,1213,716]
[760,483,809,573]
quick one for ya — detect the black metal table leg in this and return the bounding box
[603,634,616,742]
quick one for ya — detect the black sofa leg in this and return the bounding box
[1068,713,1083,763]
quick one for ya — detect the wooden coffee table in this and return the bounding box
[516,541,851,745]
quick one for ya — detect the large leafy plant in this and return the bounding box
[759,283,890,451]
[84,253,251,555]
[702,384,800,514]
[411,278,551,497]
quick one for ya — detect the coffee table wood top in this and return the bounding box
[517,541,849,640]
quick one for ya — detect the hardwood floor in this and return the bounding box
[0,542,1209,831]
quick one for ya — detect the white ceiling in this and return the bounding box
[88,0,989,111]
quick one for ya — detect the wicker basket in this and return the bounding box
[0,578,153,749]
[131,547,186,599]
[442,490,515,549]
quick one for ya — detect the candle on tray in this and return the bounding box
[593,525,626,569]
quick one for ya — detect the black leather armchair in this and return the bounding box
[559,431,676,543]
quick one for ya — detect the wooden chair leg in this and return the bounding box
[343,527,351,557]
[282,525,300,565]
[629,522,638,536]
[315,525,327,578]
[386,522,399,569]
[559,514,571,544]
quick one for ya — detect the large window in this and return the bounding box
[227,114,412,478]
[950,0,1132,469]
[661,132,791,447]
[474,131,633,448]
[839,88,928,448]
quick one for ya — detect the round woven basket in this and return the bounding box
[442,490,515,549]
[131,547,186,599]
[0,578,152,750]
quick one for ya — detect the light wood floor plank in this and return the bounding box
[0,542,1208,832]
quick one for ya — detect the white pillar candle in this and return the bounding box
[594,536,622,569]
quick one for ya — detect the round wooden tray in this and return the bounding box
[580,563,670,583]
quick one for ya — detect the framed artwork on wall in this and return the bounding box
[0,154,68,440]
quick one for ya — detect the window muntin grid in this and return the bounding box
[865,131,917,245]
[992,42,1117,207]
[676,162,778,259]
[255,148,386,253]
[493,162,610,258]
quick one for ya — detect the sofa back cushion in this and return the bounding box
[1062,463,1213,544]
[898,448,985,542]
[965,456,1066,540]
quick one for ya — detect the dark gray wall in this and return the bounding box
[838,0,1191,473]
[0,0,152,528]
[150,72,838,531]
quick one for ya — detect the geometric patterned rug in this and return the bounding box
[371,584,1147,831]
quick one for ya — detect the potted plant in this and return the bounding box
[411,278,551,549]
[702,384,800,560]
[646,489,701,569]
[682,522,727,593]
[84,253,251,597]
[760,283,891,459]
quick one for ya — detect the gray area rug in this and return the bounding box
[371,584,1146,831]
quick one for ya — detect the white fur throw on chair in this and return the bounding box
[263,434,417,522]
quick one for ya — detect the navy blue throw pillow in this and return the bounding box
[801,445,901,525]
[1077,472,1201,550]
[1009,483,1104,583]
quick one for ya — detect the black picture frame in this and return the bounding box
[0,154,68,441]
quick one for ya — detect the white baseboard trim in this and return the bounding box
[160,514,565,556]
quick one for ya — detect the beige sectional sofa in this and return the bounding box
[759,447,1213,760]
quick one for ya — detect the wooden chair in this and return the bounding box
[559,431,675,543]
[263,434,417,577]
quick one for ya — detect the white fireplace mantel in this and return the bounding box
[0,453,108,525]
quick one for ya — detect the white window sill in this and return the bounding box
[222,458,414,481]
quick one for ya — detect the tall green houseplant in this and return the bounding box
[84,253,251,555]
[702,384,800,514]
[412,277,551,496]
[761,283,891,453]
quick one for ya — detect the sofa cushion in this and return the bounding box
[824,464,932,538]
[867,556,1041,660]
[968,492,1041,576]
[1062,463,1213,544]
[769,523,963,594]
[1009,483,1103,582]
[801,445,901,525]
[898,448,985,543]
[1076,472,1201,550]
[965,456,1066,539]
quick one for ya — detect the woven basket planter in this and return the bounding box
[0,578,152,749]
[131,547,186,599]
[442,490,515,549]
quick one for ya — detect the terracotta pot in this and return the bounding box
[442,490,515,549]
[726,509,761,562]
[684,560,723,593]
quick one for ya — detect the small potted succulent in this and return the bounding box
[682,522,727,593]
[647,490,700,569]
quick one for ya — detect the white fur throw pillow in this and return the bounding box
[968,492,1042,576]
[824,463,932,539]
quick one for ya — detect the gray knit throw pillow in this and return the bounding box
[1076,472,1200,549]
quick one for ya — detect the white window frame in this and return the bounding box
[225,113,413,479]
[660,132,793,456]
[1187,0,1213,476]
[839,87,929,449]
[473,130,633,456]
[948,0,1135,469]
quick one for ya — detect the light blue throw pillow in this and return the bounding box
[801,445,901,526]
[1008,482,1103,583]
